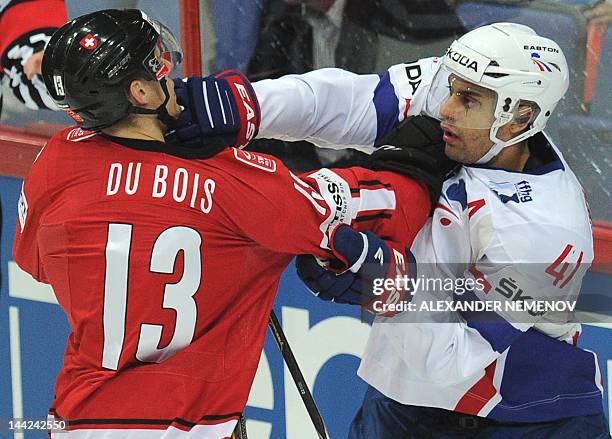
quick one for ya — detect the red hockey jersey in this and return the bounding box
[13,127,430,437]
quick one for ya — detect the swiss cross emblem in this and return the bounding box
[80,33,98,50]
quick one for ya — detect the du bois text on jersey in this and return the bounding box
[105,161,216,213]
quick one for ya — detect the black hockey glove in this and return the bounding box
[371,115,459,207]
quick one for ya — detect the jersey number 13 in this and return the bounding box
[102,223,201,370]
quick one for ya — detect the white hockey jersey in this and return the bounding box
[253,58,604,421]
[255,57,444,152]
[358,140,601,421]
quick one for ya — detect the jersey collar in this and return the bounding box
[465,132,565,176]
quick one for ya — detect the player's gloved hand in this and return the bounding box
[297,225,413,316]
[165,69,260,152]
[296,255,370,305]
[372,116,459,207]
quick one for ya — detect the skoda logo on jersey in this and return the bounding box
[489,180,533,204]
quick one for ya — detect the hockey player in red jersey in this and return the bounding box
[0,0,67,117]
[12,9,450,438]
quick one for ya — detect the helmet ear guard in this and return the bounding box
[481,98,543,164]
[474,89,549,164]
[513,101,539,126]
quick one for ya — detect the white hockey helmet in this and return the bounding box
[427,22,569,164]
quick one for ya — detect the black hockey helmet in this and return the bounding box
[42,9,182,130]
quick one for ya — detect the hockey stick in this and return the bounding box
[231,415,248,439]
[268,310,329,439]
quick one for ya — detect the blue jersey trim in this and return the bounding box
[454,291,524,353]
[373,72,400,145]
[444,179,468,210]
[488,328,603,421]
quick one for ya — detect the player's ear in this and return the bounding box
[127,78,151,106]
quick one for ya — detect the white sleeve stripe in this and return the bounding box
[356,188,396,213]
[348,232,369,273]
[591,350,604,393]
[292,183,327,216]
[201,84,214,128]
[214,82,227,125]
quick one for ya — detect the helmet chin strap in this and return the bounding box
[131,77,178,129]
[474,124,534,165]
[474,139,509,165]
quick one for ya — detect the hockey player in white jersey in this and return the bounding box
[169,23,610,438]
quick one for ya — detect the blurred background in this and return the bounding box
[1,0,610,219]
[0,1,610,438]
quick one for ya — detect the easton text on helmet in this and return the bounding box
[523,45,559,53]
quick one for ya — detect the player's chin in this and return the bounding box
[445,144,478,165]
[444,143,465,162]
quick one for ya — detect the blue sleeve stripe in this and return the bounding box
[455,291,525,353]
[373,72,400,145]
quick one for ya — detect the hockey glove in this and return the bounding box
[371,116,459,207]
[165,70,260,157]
[297,226,414,316]
[296,255,370,305]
